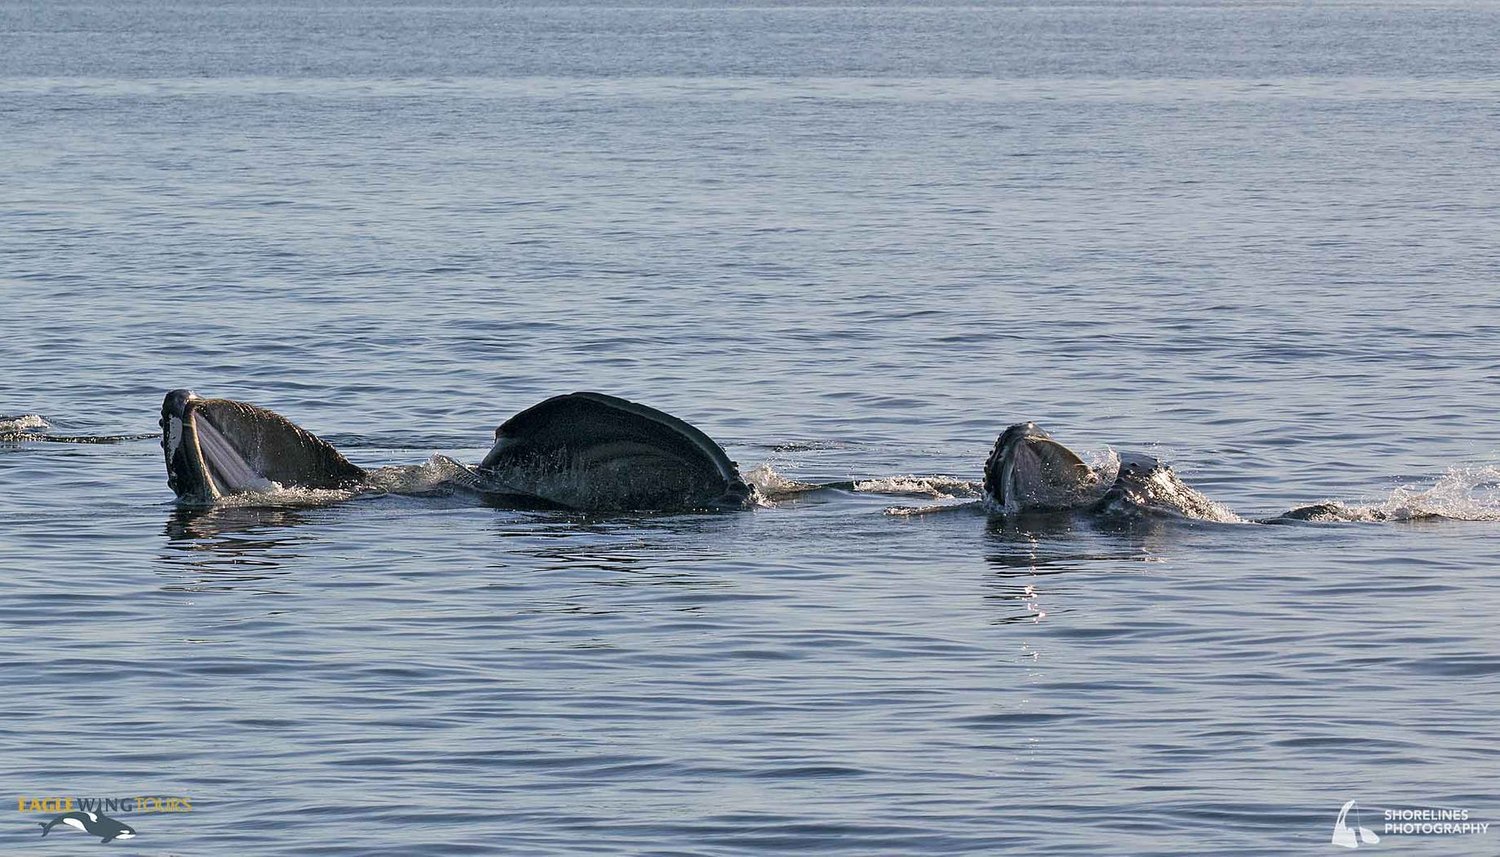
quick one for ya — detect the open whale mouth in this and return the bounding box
[984,422,1098,510]
[159,389,366,504]
[161,390,268,502]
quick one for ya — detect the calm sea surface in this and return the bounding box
[4,2,1500,853]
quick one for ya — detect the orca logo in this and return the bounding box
[38,810,137,844]
[1332,800,1381,849]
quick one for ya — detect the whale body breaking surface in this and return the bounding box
[160,389,753,513]
[148,389,1478,523]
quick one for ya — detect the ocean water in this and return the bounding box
[4,1,1500,853]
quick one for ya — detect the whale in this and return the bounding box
[39,811,137,843]
[159,389,752,513]
[477,392,752,512]
[984,422,1239,522]
[160,389,367,504]
[982,422,1102,510]
[1092,451,1241,523]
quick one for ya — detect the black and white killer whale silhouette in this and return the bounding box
[38,810,137,844]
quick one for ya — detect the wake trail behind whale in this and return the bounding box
[2,413,157,444]
[1292,465,1500,523]
[1,414,48,434]
[744,462,981,505]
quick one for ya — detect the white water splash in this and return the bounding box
[853,475,981,499]
[197,455,481,508]
[1086,447,1122,492]
[744,462,805,495]
[884,501,980,517]
[366,454,479,494]
[1280,465,1500,522]
[0,414,49,434]
[209,484,358,508]
[741,462,810,505]
[1373,465,1500,521]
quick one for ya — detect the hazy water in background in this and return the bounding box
[3,2,1500,853]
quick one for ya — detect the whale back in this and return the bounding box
[161,390,366,503]
[478,392,751,512]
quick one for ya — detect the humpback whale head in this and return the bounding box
[1091,452,1242,523]
[160,389,367,504]
[983,422,1099,511]
[983,425,1240,521]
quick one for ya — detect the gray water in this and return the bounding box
[4,1,1500,853]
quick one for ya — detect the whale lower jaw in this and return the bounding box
[160,389,367,505]
[161,391,218,503]
[162,391,264,503]
[983,422,1099,512]
[166,409,277,503]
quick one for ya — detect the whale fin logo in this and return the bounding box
[1332,800,1381,848]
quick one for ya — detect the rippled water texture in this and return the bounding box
[3,2,1500,853]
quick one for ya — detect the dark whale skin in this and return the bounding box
[479,392,751,513]
[160,389,366,502]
